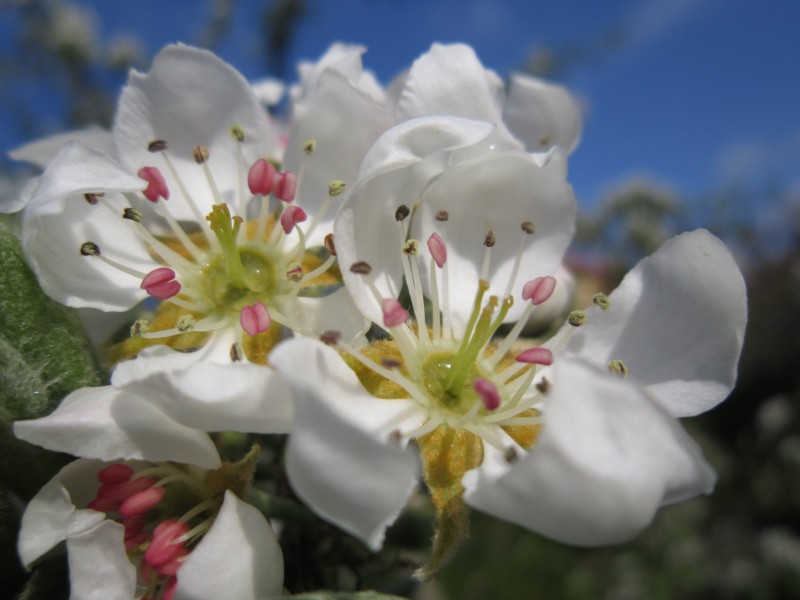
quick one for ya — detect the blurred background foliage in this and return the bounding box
[1,1,799,598]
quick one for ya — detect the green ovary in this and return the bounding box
[421,351,488,416]
[198,245,289,315]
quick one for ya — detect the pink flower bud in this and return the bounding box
[521,276,556,305]
[427,232,447,268]
[274,171,297,202]
[247,158,276,196]
[280,205,307,234]
[473,377,501,411]
[138,166,170,202]
[381,298,409,328]
[515,347,554,365]
[240,301,271,336]
[141,267,181,299]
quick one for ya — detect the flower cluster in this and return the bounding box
[7,41,747,597]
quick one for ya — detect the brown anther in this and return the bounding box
[84,192,104,205]
[539,133,552,145]
[350,261,372,275]
[535,377,550,395]
[484,230,496,247]
[230,343,242,362]
[122,207,142,223]
[286,265,303,282]
[302,139,316,155]
[193,145,209,164]
[324,233,336,256]
[608,359,629,378]
[435,210,449,222]
[130,319,149,336]
[381,357,403,369]
[229,125,245,142]
[403,240,418,256]
[521,221,535,234]
[395,205,410,222]
[148,140,168,153]
[80,241,100,256]
[319,330,341,345]
[504,446,519,463]
[388,430,403,446]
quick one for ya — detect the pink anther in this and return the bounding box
[97,463,134,485]
[280,205,307,234]
[119,486,166,518]
[521,276,556,305]
[515,347,554,366]
[144,519,190,569]
[247,158,277,196]
[381,298,409,328]
[274,171,298,202]
[137,166,170,202]
[141,267,181,300]
[240,301,271,336]
[427,232,447,268]
[473,377,501,411]
[95,476,158,503]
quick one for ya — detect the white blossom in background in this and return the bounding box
[14,363,289,600]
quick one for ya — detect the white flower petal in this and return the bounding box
[270,338,420,550]
[283,69,391,246]
[503,73,582,154]
[14,387,221,468]
[120,361,293,434]
[175,491,283,600]
[250,77,285,107]
[335,116,495,325]
[66,519,136,600]
[114,44,276,220]
[415,150,576,329]
[18,459,106,568]
[396,44,517,147]
[563,229,747,417]
[10,126,116,169]
[463,358,715,546]
[289,287,370,344]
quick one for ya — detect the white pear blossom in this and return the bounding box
[14,362,289,600]
[269,106,747,567]
[17,43,388,368]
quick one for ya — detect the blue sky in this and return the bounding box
[4,0,800,215]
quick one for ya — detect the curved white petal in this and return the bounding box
[66,519,136,600]
[335,116,495,325]
[563,229,747,417]
[119,361,293,434]
[18,459,106,567]
[396,44,518,148]
[14,387,221,468]
[289,287,370,344]
[463,358,715,546]
[175,491,283,600]
[283,69,392,246]
[270,338,420,550]
[503,73,583,154]
[10,126,116,169]
[415,150,576,329]
[114,44,277,221]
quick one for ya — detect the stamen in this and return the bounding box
[516,347,554,365]
[192,145,209,164]
[138,166,170,203]
[324,233,336,256]
[80,241,150,279]
[382,298,410,328]
[481,231,494,279]
[608,359,629,377]
[119,486,166,517]
[427,233,447,268]
[148,140,168,152]
[435,210,449,222]
[522,276,557,305]
[248,158,276,196]
[593,293,611,310]
[84,192,103,205]
[140,268,181,300]
[98,463,134,484]
[395,205,410,222]
[302,139,317,155]
[280,205,307,234]
[473,377,500,411]
[239,302,271,336]
[274,172,297,202]
[568,310,587,327]
[521,221,535,234]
